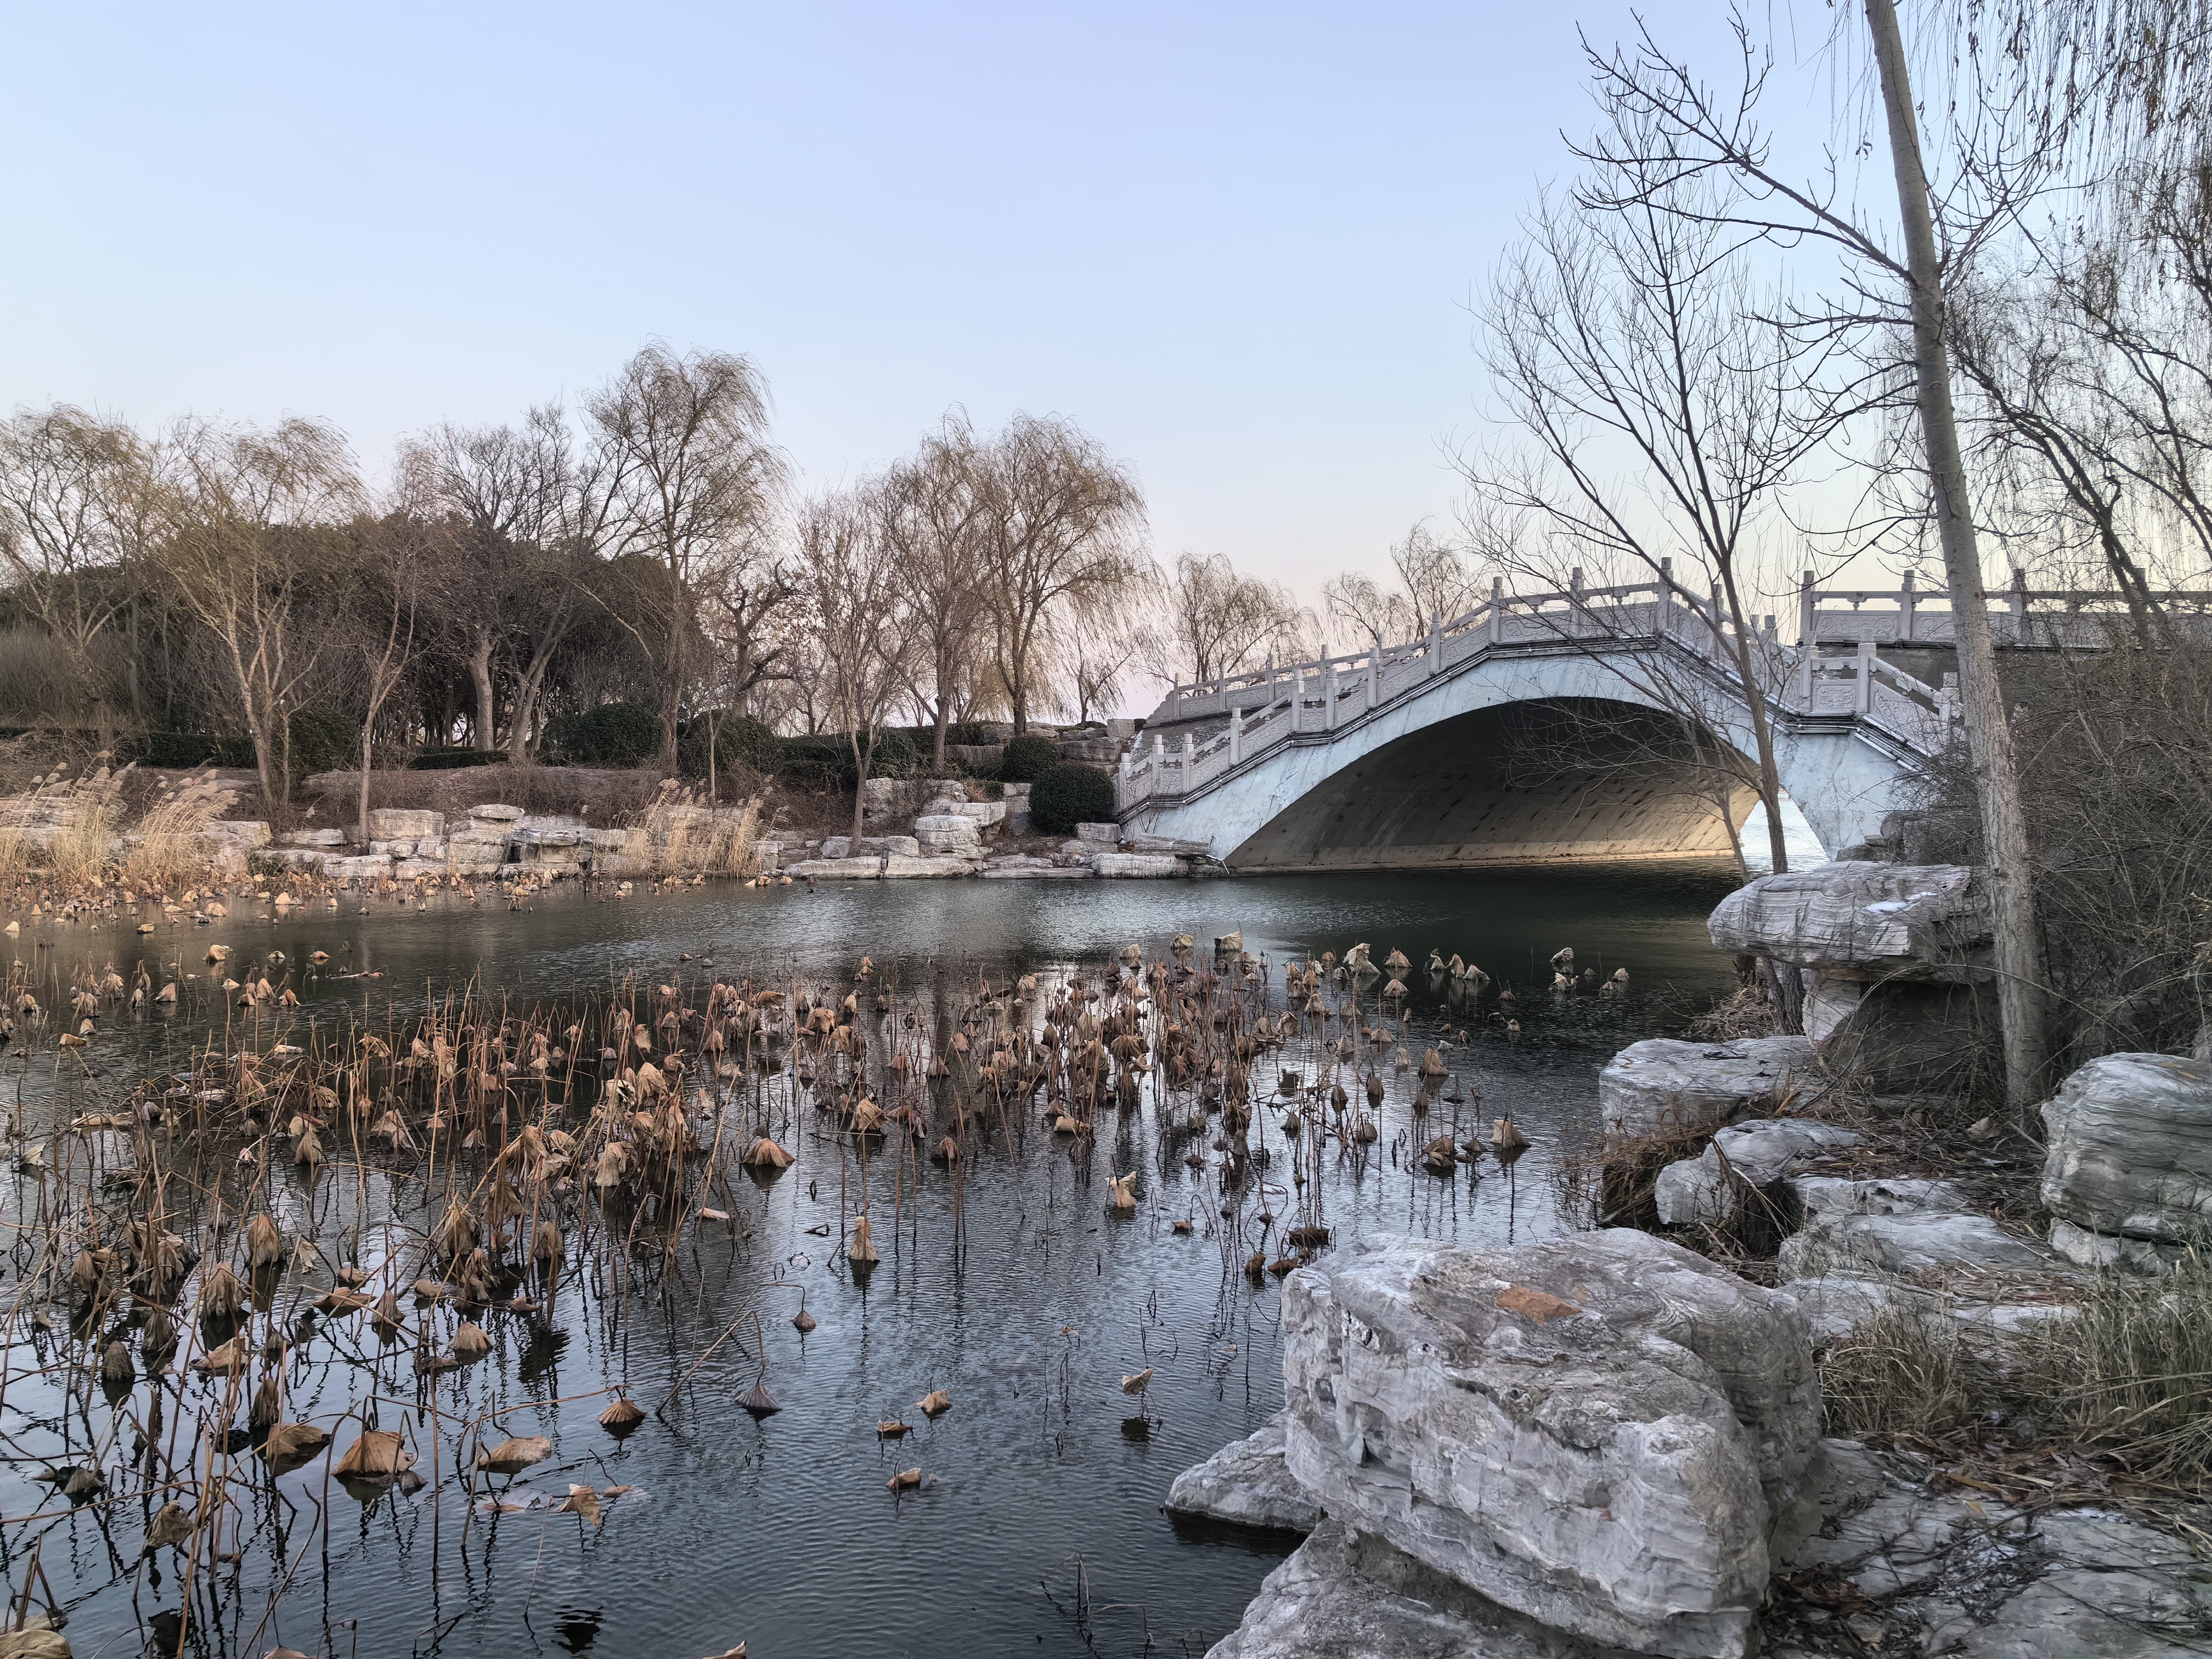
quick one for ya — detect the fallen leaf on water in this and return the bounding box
[877,1419,911,1437]
[916,1390,951,1417]
[557,1483,603,1527]
[887,1467,923,1491]
[1496,1284,1580,1325]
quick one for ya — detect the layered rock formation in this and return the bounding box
[1276,1231,1820,1658]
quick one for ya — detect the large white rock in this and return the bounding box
[1778,1210,2058,1279]
[280,827,346,847]
[2040,1053,2212,1263]
[1164,1414,1324,1533]
[327,854,392,881]
[1280,1231,1820,1659]
[468,803,524,823]
[1091,853,1185,878]
[1654,1119,1864,1227]
[1596,1036,1819,1144]
[1206,1518,1636,1659]
[913,813,983,855]
[368,808,444,840]
[1708,864,1990,981]
[202,820,272,848]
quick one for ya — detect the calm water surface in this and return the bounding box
[2,864,1742,1659]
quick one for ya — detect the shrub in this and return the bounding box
[288,707,359,778]
[773,728,919,788]
[545,702,661,765]
[1028,764,1116,834]
[1000,733,1062,782]
[680,713,779,779]
[136,731,257,769]
[945,721,994,747]
[407,749,512,772]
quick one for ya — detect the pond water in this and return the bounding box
[2,862,1744,1659]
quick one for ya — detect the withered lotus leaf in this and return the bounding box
[334,1428,415,1480]
[260,1421,332,1474]
[477,1434,552,1475]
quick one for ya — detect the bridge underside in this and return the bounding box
[1224,699,1757,871]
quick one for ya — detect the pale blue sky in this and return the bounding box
[2,3,1837,598]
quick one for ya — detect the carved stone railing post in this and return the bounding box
[1228,705,1242,765]
[1488,576,1505,645]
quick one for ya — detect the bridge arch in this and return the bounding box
[1224,694,1759,870]
[1118,601,1936,866]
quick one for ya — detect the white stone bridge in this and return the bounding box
[1118,571,2192,870]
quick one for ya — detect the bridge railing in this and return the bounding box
[1124,563,2211,809]
[1803,569,2212,649]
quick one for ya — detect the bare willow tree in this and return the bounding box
[799,487,920,842]
[348,514,427,840]
[975,413,1147,734]
[1165,551,1306,683]
[586,345,785,768]
[0,406,158,743]
[1464,145,1838,882]
[883,413,992,763]
[158,417,362,804]
[1952,162,2212,625]
[1321,522,1481,653]
[397,405,605,754]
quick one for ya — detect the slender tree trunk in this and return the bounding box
[1866,0,2050,1110]
[848,731,871,844]
[468,629,496,752]
[359,722,375,847]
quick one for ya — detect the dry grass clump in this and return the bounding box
[123,769,238,887]
[2013,1247,2212,1486]
[630,783,760,876]
[1817,1247,2212,1502]
[1684,977,1783,1042]
[1819,1306,1984,1442]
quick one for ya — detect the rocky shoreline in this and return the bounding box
[166,777,1223,885]
[1165,860,2212,1657]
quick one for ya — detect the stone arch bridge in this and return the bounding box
[1116,571,2181,870]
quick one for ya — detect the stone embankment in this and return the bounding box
[1171,857,2212,1657]
[772,781,1216,882]
[197,804,711,881]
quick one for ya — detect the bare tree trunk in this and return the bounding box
[359,723,375,847]
[468,628,496,751]
[1866,0,2051,1110]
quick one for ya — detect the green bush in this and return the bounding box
[1028,764,1117,834]
[288,707,360,778]
[137,734,255,774]
[682,712,779,779]
[545,702,660,765]
[1000,733,1062,782]
[774,727,919,788]
[407,749,511,772]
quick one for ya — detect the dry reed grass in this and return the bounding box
[122,768,238,887]
[0,764,126,884]
[630,782,760,876]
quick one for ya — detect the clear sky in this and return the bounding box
[1,2,1836,601]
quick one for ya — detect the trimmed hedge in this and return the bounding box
[999,733,1062,782]
[288,707,360,778]
[408,749,511,772]
[680,712,779,779]
[138,731,255,769]
[544,702,660,765]
[774,728,920,788]
[1028,764,1116,834]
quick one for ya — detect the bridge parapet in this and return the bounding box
[1123,569,1973,814]
[1804,568,2212,649]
